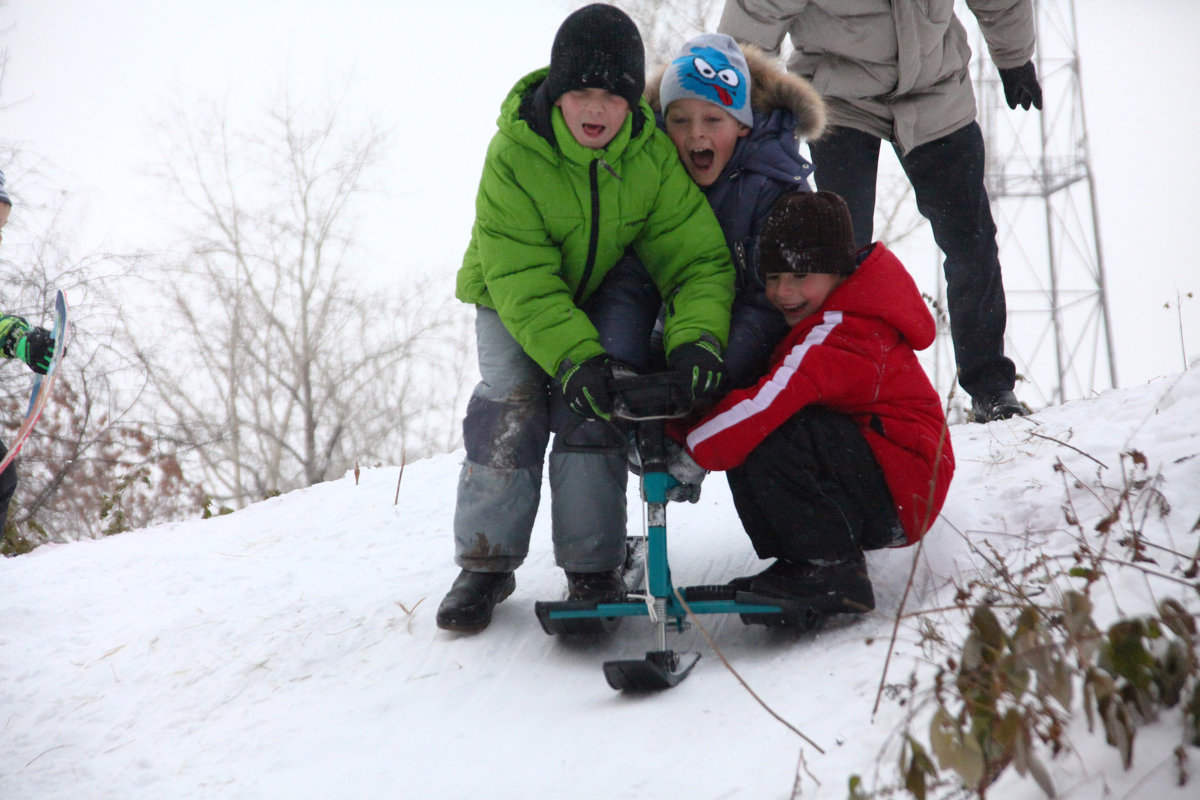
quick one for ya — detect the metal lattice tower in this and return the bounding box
[962,0,1118,406]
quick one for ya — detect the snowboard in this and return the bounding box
[0,290,70,473]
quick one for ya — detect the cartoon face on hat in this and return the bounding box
[680,48,744,110]
[660,33,753,129]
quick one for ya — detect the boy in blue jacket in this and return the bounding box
[597,34,825,392]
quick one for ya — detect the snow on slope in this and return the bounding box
[2,368,1198,799]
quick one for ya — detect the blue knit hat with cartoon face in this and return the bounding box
[659,33,753,128]
[0,170,11,207]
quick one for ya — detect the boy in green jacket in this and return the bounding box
[438,4,735,634]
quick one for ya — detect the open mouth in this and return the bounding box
[689,149,715,171]
[582,123,606,138]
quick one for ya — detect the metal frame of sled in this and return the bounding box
[534,372,823,691]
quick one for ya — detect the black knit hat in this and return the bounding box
[758,191,858,278]
[545,4,646,110]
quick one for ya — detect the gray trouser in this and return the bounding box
[453,307,629,573]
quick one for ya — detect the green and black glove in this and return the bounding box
[17,328,55,374]
[668,335,725,404]
[558,355,615,421]
[0,314,55,375]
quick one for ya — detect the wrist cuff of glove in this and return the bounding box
[0,315,32,358]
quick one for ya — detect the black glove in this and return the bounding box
[558,355,615,420]
[16,327,56,374]
[669,335,725,403]
[999,60,1042,111]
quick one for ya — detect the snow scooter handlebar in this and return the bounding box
[604,371,694,476]
[607,370,694,422]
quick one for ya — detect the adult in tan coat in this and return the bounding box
[719,0,1043,421]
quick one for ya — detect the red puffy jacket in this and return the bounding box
[685,243,954,544]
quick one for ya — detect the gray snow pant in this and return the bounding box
[452,306,632,574]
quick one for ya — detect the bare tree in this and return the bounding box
[615,0,724,63]
[138,95,463,507]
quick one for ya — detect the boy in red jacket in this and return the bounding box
[682,191,954,613]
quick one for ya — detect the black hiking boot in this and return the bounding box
[971,390,1028,423]
[739,554,875,614]
[565,569,626,604]
[436,569,516,633]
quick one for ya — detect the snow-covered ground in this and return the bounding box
[2,368,1198,799]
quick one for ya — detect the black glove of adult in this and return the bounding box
[668,335,725,404]
[999,60,1043,111]
[558,355,615,421]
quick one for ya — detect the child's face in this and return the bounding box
[664,98,750,187]
[764,271,844,326]
[0,203,9,247]
[556,88,630,149]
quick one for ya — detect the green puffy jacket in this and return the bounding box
[457,68,735,377]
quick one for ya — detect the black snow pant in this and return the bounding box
[0,439,16,533]
[809,121,1017,399]
[726,407,904,563]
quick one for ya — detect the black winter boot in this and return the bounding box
[727,558,797,592]
[565,569,626,604]
[436,569,516,633]
[742,553,875,613]
[971,390,1028,422]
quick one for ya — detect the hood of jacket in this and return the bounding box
[497,67,652,168]
[823,243,936,351]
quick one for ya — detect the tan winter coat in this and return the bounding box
[718,0,1035,153]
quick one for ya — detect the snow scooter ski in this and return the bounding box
[534,372,825,691]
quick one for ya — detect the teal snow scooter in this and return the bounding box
[534,371,825,691]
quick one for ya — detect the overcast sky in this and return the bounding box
[2,0,1197,398]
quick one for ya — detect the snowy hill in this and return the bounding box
[2,369,1199,800]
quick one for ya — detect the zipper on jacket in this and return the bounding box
[733,240,747,282]
[574,158,602,306]
[598,157,621,181]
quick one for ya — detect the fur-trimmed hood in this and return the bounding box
[646,44,825,141]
